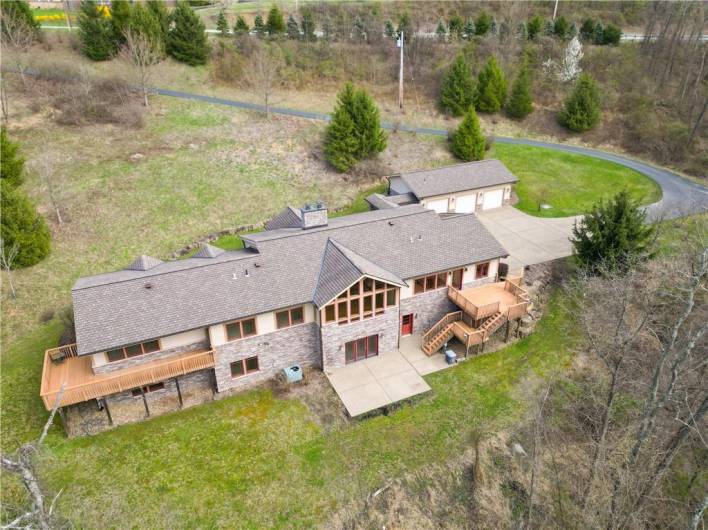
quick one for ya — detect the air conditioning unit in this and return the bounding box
[282,365,303,383]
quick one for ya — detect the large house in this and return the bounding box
[40,163,531,436]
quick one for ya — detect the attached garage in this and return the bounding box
[482,189,504,210]
[426,199,449,214]
[456,194,476,213]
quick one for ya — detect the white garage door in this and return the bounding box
[456,194,476,213]
[482,189,504,210]
[426,199,449,214]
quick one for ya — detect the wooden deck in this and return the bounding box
[40,346,215,410]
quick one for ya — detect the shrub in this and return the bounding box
[602,24,622,46]
[0,128,25,188]
[266,5,285,35]
[210,41,245,84]
[0,182,51,269]
[78,0,117,61]
[449,105,485,161]
[476,56,507,113]
[476,11,491,36]
[506,59,533,119]
[167,1,210,66]
[527,15,543,40]
[580,18,595,41]
[559,73,601,132]
[448,14,464,39]
[553,16,569,39]
[439,53,475,116]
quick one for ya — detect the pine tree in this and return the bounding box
[110,0,132,47]
[506,59,533,119]
[78,0,117,61]
[543,19,554,36]
[286,14,299,39]
[216,9,229,38]
[265,5,285,35]
[253,14,265,37]
[571,190,656,273]
[384,19,395,38]
[439,53,475,116]
[448,14,464,39]
[558,73,601,132]
[146,0,170,44]
[1,128,25,188]
[323,106,358,172]
[464,19,475,40]
[0,183,51,269]
[568,21,578,39]
[0,0,41,40]
[527,15,543,40]
[234,15,249,34]
[449,106,485,161]
[580,19,595,41]
[351,87,387,158]
[129,3,164,55]
[476,11,491,36]
[476,56,507,113]
[516,21,527,41]
[553,16,569,39]
[167,1,210,66]
[435,19,447,42]
[602,24,622,46]
[592,21,604,44]
[301,9,316,41]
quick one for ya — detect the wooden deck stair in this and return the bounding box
[479,311,506,335]
[422,323,456,355]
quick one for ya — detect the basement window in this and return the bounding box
[231,356,259,378]
[106,339,161,362]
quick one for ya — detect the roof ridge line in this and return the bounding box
[397,159,502,177]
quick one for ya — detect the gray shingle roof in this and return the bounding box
[126,255,163,271]
[193,243,225,258]
[72,205,508,355]
[265,206,302,230]
[397,159,518,199]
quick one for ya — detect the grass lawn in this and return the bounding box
[491,143,663,218]
[2,293,574,528]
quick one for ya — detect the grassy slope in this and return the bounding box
[491,143,663,218]
[2,296,572,529]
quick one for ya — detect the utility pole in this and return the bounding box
[552,0,559,20]
[397,30,404,110]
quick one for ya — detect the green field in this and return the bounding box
[491,143,662,217]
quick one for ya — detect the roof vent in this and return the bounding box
[388,221,395,226]
[300,201,328,229]
[144,282,153,290]
[193,243,225,259]
[126,255,163,271]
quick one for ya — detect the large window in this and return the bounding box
[413,272,448,295]
[322,278,398,325]
[225,318,257,342]
[106,339,161,363]
[476,261,490,279]
[275,306,305,329]
[231,356,260,378]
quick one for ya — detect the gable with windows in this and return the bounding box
[321,277,399,325]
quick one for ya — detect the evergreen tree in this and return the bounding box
[571,190,656,273]
[475,56,507,113]
[396,13,412,37]
[506,59,533,119]
[558,73,601,132]
[527,15,543,40]
[516,21,527,41]
[464,19,475,40]
[602,24,622,45]
[265,5,285,35]
[351,87,387,158]
[475,11,491,35]
[301,9,316,41]
[110,0,132,47]
[352,16,366,41]
[448,14,464,39]
[580,18,595,41]
[0,183,51,269]
[321,15,333,41]
[553,15,569,39]
[129,2,164,49]
[146,0,170,44]
[439,53,475,116]
[0,0,41,40]
[449,105,485,161]
[216,9,229,37]
[286,14,299,39]
[78,0,117,61]
[384,19,395,38]
[323,106,358,172]
[543,19,554,36]
[234,15,249,34]
[253,14,266,37]
[592,21,604,44]
[568,21,578,39]
[167,1,210,66]
[0,128,25,188]
[435,19,447,42]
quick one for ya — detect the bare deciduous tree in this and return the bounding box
[119,28,163,108]
[34,154,64,225]
[247,42,283,120]
[0,7,37,123]
[0,237,19,299]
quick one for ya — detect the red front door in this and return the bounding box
[345,335,379,364]
[401,314,414,336]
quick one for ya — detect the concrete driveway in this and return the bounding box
[476,207,581,272]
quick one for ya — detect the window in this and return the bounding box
[106,339,161,362]
[131,382,165,397]
[413,271,449,295]
[225,318,257,341]
[275,306,305,329]
[230,356,259,378]
[322,278,398,325]
[476,261,490,278]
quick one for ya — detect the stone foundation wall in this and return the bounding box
[93,340,210,375]
[320,309,400,370]
[400,289,457,335]
[62,369,215,437]
[213,322,320,393]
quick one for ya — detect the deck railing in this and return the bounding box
[421,311,462,346]
[40,348,216,410]
[46,343,78,362]
[448,286,500,320]
[451,323,486,347]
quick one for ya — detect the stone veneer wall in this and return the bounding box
[213,322,320,393]
[62,369,215,437]
[93,340,210,375]
[320,308,400,370]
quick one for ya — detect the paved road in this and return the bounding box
[152,86,708,221]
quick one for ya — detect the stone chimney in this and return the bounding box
[300,200,328,229]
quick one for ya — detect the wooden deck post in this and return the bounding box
[140,387,150,417]
[504,320,511,342]
[175,377,183,408]
[103,398,114,426]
